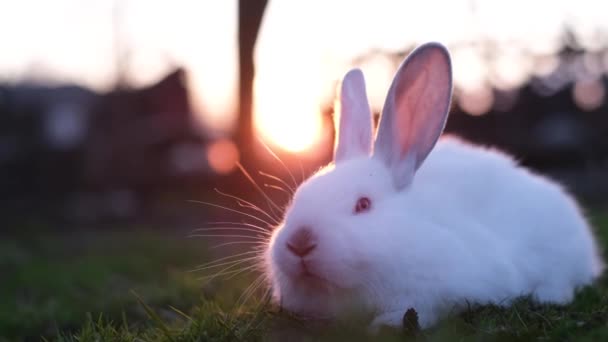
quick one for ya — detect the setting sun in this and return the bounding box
[253,76,323,152]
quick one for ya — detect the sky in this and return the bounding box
[0,0,607,152]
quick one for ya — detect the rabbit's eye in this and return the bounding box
[354,197,371,214]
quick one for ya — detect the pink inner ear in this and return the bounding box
[397,67,430,158]
[394,50,451,161]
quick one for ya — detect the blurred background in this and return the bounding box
[1,0,608,339]
[1,0,608,223]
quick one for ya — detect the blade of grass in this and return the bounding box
[131,290,175,342]
[169,305,194,322]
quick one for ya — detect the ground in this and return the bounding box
[1,211,607,341]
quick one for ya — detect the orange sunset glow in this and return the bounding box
[252,71,324,152]
[1,1,608,155]
[254,94,323,152]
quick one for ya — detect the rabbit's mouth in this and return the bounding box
[296,260,332,287]
[299,259,316,276]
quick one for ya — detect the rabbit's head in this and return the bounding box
[266,43,453,318]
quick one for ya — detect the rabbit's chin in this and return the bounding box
[272,257,366,319]
[276,275,366,321]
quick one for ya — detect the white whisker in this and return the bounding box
[226,263,261,280]
[199,221,273,232]
[188,234,269,241]
[199,263,259,285]
[191,227,272,237]
[257,136,298,189]
[237,273,266,308]
[197,269,250,283]
[198,258,256,283]
[189,255,261,272]
[297,158,306,184]
[191,250,261,270]
[259,171,295,194]
[210,241,265,249]
[263,183,293,198]
[236,162,283,216]
[187,200,274,227]
[214,188,280,225]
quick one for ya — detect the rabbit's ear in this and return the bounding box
[334,69,373,163]
[373,43,452,189]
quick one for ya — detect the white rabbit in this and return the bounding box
[264,42,603,329]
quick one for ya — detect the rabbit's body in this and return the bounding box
[265,43,603,329]
[357,137,600,327]
[419,138,601,305]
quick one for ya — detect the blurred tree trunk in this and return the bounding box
[237,0,268,169]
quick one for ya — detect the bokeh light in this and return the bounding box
[458,86,495,116]
[573,78,606,111]
[207,139,239,174]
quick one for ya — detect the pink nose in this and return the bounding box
[286,227,317,257]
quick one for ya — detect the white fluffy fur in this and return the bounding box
[264,43,603,329]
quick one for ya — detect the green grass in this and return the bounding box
[1,211,608,341]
